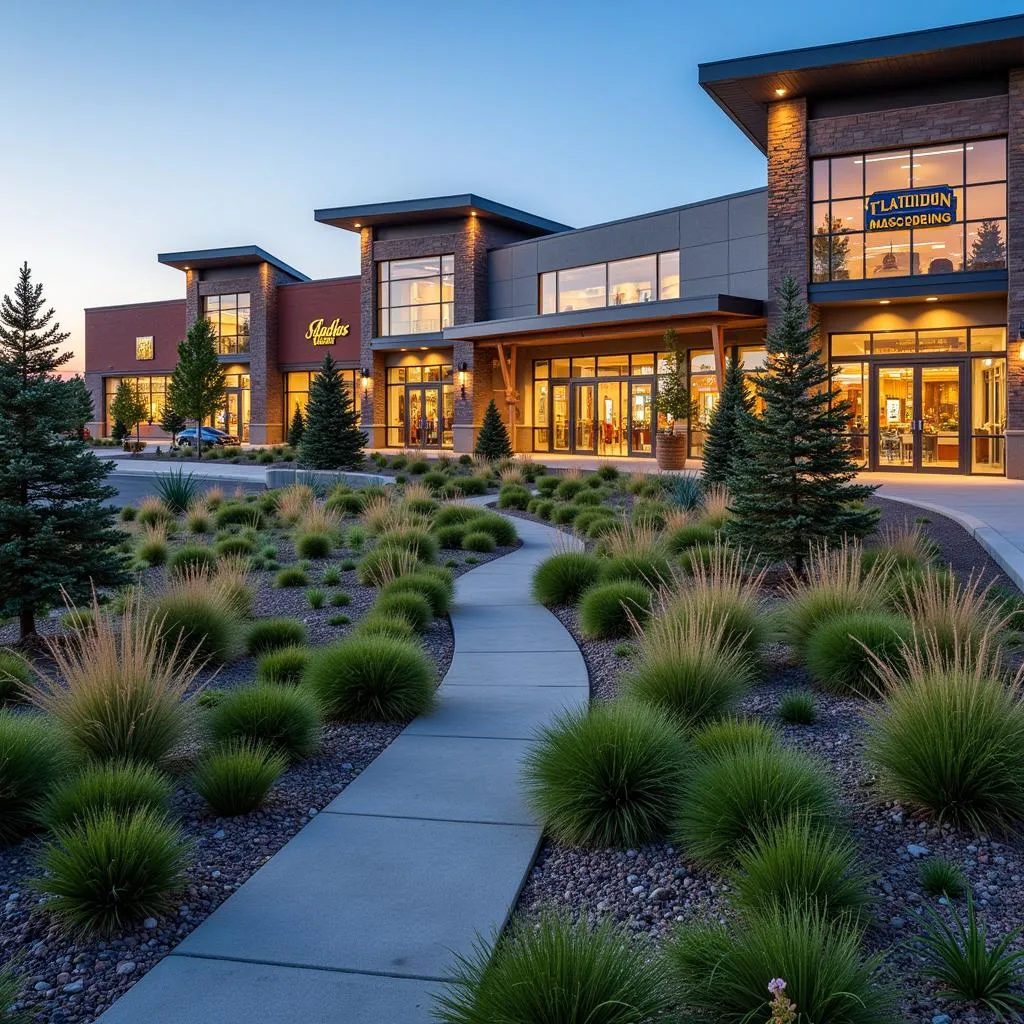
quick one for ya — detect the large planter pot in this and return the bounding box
[655,432,688,471]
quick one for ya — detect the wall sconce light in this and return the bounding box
[458,361,468,400]
[360,367,371,393]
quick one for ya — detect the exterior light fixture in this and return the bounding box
[360,367,371,393]
[774,87,786,97]
[469,210,477,216]
[354,222,361,228]
[925,296,938,302]
[879,299,891,305]
[458,361,468,400]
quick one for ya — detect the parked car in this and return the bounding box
[174,426,239,447]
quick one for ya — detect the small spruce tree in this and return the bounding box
[299,353,366,469]
[701,355,753,488]
[165,317,226,459]
[0,262,127,639]
[474,398,513,461]
[726,276,878,571]
[109,379,148,449]
[158,406,187,442]
[287,405,306,448]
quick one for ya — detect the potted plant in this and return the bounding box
[654,328,697,470]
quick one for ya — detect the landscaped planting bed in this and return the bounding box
[495,467,1024,1024]
[0,475,520,1023]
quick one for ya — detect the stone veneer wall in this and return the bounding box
[1007,71,1024,478]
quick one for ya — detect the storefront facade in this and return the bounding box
[84,16,1024,476]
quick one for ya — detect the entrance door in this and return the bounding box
[552,384,570,452]
[873,363,963,472]
[630,382,653,455]
[573,384,596,454]
[597,381,626,456]
[406,385,442,447]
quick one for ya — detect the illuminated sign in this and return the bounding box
[865,186,957,231]
[305,318,351,346]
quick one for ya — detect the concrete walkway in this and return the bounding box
[96,515,587,1023]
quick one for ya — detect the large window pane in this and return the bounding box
[918,328,966,353]
[966,183,1007,220]
[658,251,679,300]
[378,256,452,336]
[831,232,863,281]
[971,327,1006,352]
[866,232,912,277]
[831,198,863,233]
[966,219,1007,270]
[833,361,868,436]
[608,255,655,305]
[557,264,606,312]
[972,355,1006,473]
[812,159,830,202]
[913,143,964,187]
[540,272,556,314]
[872,331,916,355]
[913,223,965,275]
[865,150,910,193]
[831,334,870,356]
[967,138,1006,183]
[831,155,862,198]
[390,256,440,279]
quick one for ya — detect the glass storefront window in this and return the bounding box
[534,359,549,379]
[558,264,605,312]
[608,256,655,305]
[872,331,916,355]
[597,354,630,376]
[970,327,1006,351]
[833,361,868,464]
[658,251,680,300]
[812,138,1007,282]
[540,252,680,314]
[631,353,655,376]
[571,357,596,378]
[203,292,250,355]
[377,256,453,336]
[384,363,453,448]
[831,334,870,356]
[540,273,556,314]
[972,355,1006,473]
[534,380,549,451]
[918,329,966,354]
[550,358,570,379]
[285,369,357,426]
[104,375,171,434]
[738,347,767,371]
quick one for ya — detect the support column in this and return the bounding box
[1006,70,1024,478]
[452,340,495,454]
[358,228,386,448]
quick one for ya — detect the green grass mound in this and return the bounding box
[434,913,671,1024]
[167,544,217,577]
[665,522,718,554]
[214,503,263,529]
[532,552,603,607]
[434,504,484,528]
[136,537,169,567]
[380,572,452,616]
[463,513,517,547]
[805,610,913,697]
[246,617,307,656]
[295,531,333,559]
[193,739,287,816]
[373,590,434,633]
[535,475,561,497]
[206,684,320,762]
[690,717,778,761]
[571,488,602,507]
[356,546,418,586]
[150,592,242,663]
[0,712,68,843]
[0,648,32,703]
[274,566,310,588]
[676,744,837,867]
[600,550,672,588]
[497,484,531,510]
[666,904,893,1024]
[571,508,616,536]
[213,535,257,558]
[462,530,496,553]
[523,702,689,848]
[435,523,467,549]
[35,807,190,936]
[304,636,436,721]
[379,527,439,563]
[550,503,580,526]
[255,645,310,686]
[779,689,817,724]
[578,581,651,640]
[554,479,585,501]
[39,761,171,831]
[352,612,419,642]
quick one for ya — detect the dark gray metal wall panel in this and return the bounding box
[489,247,513,279]
[679,201,730,247]
[512,275,538,310]
[680,275,731,298]
[511,243,539,278]
[681,240,730,278]
[729,269,770,300]
[728,233,768,275]
[489,278,514,311]
[535,211,681,272]
[728,192,768,239]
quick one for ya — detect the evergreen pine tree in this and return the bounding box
[726,276,878,571]
[474,398,513,461]
[298,353,366,469]
[158,406,187,442]
[0,263,127,639]
[287,405,305,448]
[165,317,226,459]
[109,379,148,448]
[701,355,753,488]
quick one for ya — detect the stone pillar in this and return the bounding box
[84,371,104,437]
[249,261,283,445]
[766,97,809,320]
[358,227,386,447]
[1006,69,1024,478]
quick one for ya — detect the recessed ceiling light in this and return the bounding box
[470,210,477,216]
[354,222,361,228]
[775,87,787,97]
[879,299,890,305]
[925,296,938,302]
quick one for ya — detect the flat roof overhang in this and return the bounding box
[313,194,571,236]
[158,245,309,282]
[809,269,1008,306]
[699,15,1024,153]
[370,332,448,353]
[442,295,764,346]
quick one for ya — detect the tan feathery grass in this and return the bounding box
[296,502,339,536]
[498,465,524,486]
[699,484,732,527]
[276,483,315,524]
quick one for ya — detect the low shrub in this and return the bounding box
[304,636,435,721]
[596,464,620,482]
[255,645,310,686]
[119,504,137,522]
[0,649,32,703]
[864,643,1024,833]
[206,683,320,761]
[214,503,264,529]
[0,712,68,843]
[601,550,672,588]
[328,613,350,626]
[167,544,218,578]
[805,610,913,696]
[586,515,619,539]
[356,545,420,586]
[295,531,333,559]
[691,717,778,760]
[666,904,893,1024]
[571,488,602,507]
[434,504,484,528]
[532,551,604,607]
[352,612,417,641]
[535,475,561,496]
[623,611,755,729]
[39,761,171,831]
[730,814,870,922]
[462,530,496,553]
[35,808,190,936]
[137,497,171,526]
[920,857,967,899]
[571,508,616,536]
[523,702,689,848]
[374,590,434,633]
[434,912,671,1024]
[497,484,531,510]
[193,739,287,816]
[213,535,256,558]
[150,587,242,664]
[895,569,994,663]
[554,479,585,501]
[779,689,817,724]
[136,532,169,567]
[274,566,310,588]
[330,590,352,606]
[550,503,580,526]
[462,513,517,547]
[677,542,722,576]
[381,573,452,616]
[676,744,837,866]
[246,617,307,656]
[435,524,466,549]
[578,580,651,639]
[378,527,439,563]
[629,499,669,531]
[651,588,765,666]
[459,475,490,496]
[325,492,364,517]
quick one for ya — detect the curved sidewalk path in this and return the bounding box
[97,513,586,1024]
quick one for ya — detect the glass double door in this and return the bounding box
[217,386,249,442]
[554,380,653,457]
[874,362,962,472]
[405,384,453,448]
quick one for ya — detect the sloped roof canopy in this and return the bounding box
[158,245,309,282]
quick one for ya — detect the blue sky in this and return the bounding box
[1,0,1019,369]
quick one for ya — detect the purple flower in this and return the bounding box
[768,978,787,997]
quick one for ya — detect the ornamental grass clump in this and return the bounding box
[864,631,1024,834]
[29,593,200,766]
[185,498,212,535]
[433,912,672,1024]
[379,572,451,616]
[665,520,718,554]
[532,551,603,607]
[149,570,244,664]
[861,520,939,574]
[304,636,435,721]
[805,609,914,696]
[666,904,894,1024]
[213,535,256,558]
[462,512,517,547]
[730,814,871,922]
[373,590,434,634]
[523,701,689,848]
[136,496,171,526]
[255,645,310,686]
[295,531,333,559]
[275,483,315,525]
[676,743,837,867]
[378,527,438,562]
[167,543,218,578]
[135,523,169,567]
[497,484,531,510]
[920,857,968,899]
[34,807,190,936]
[0,649,32,703]
[0,712,68,844]
[206,684,320,762]
[691,716,778,760]
[698,482,732,529]
[462,530,496,553]
[39,761,172,832]
[779,539,889,656]
[578,580,651,639]
[245,617,307,656]
[274,566,310,588]
[211,556,255,620]
[623,607,755,729]
[597,523,672,588]
[352,612,418,641]
[193,739,287,816]
[433,503,484,529]
[357,544,421,586]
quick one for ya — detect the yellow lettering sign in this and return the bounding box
[305,318,351,345]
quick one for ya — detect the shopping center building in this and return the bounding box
[84,15,1024,476]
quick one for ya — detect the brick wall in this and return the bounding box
[766,98,809,315]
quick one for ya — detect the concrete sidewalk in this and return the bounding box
[96,515,587,1024]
